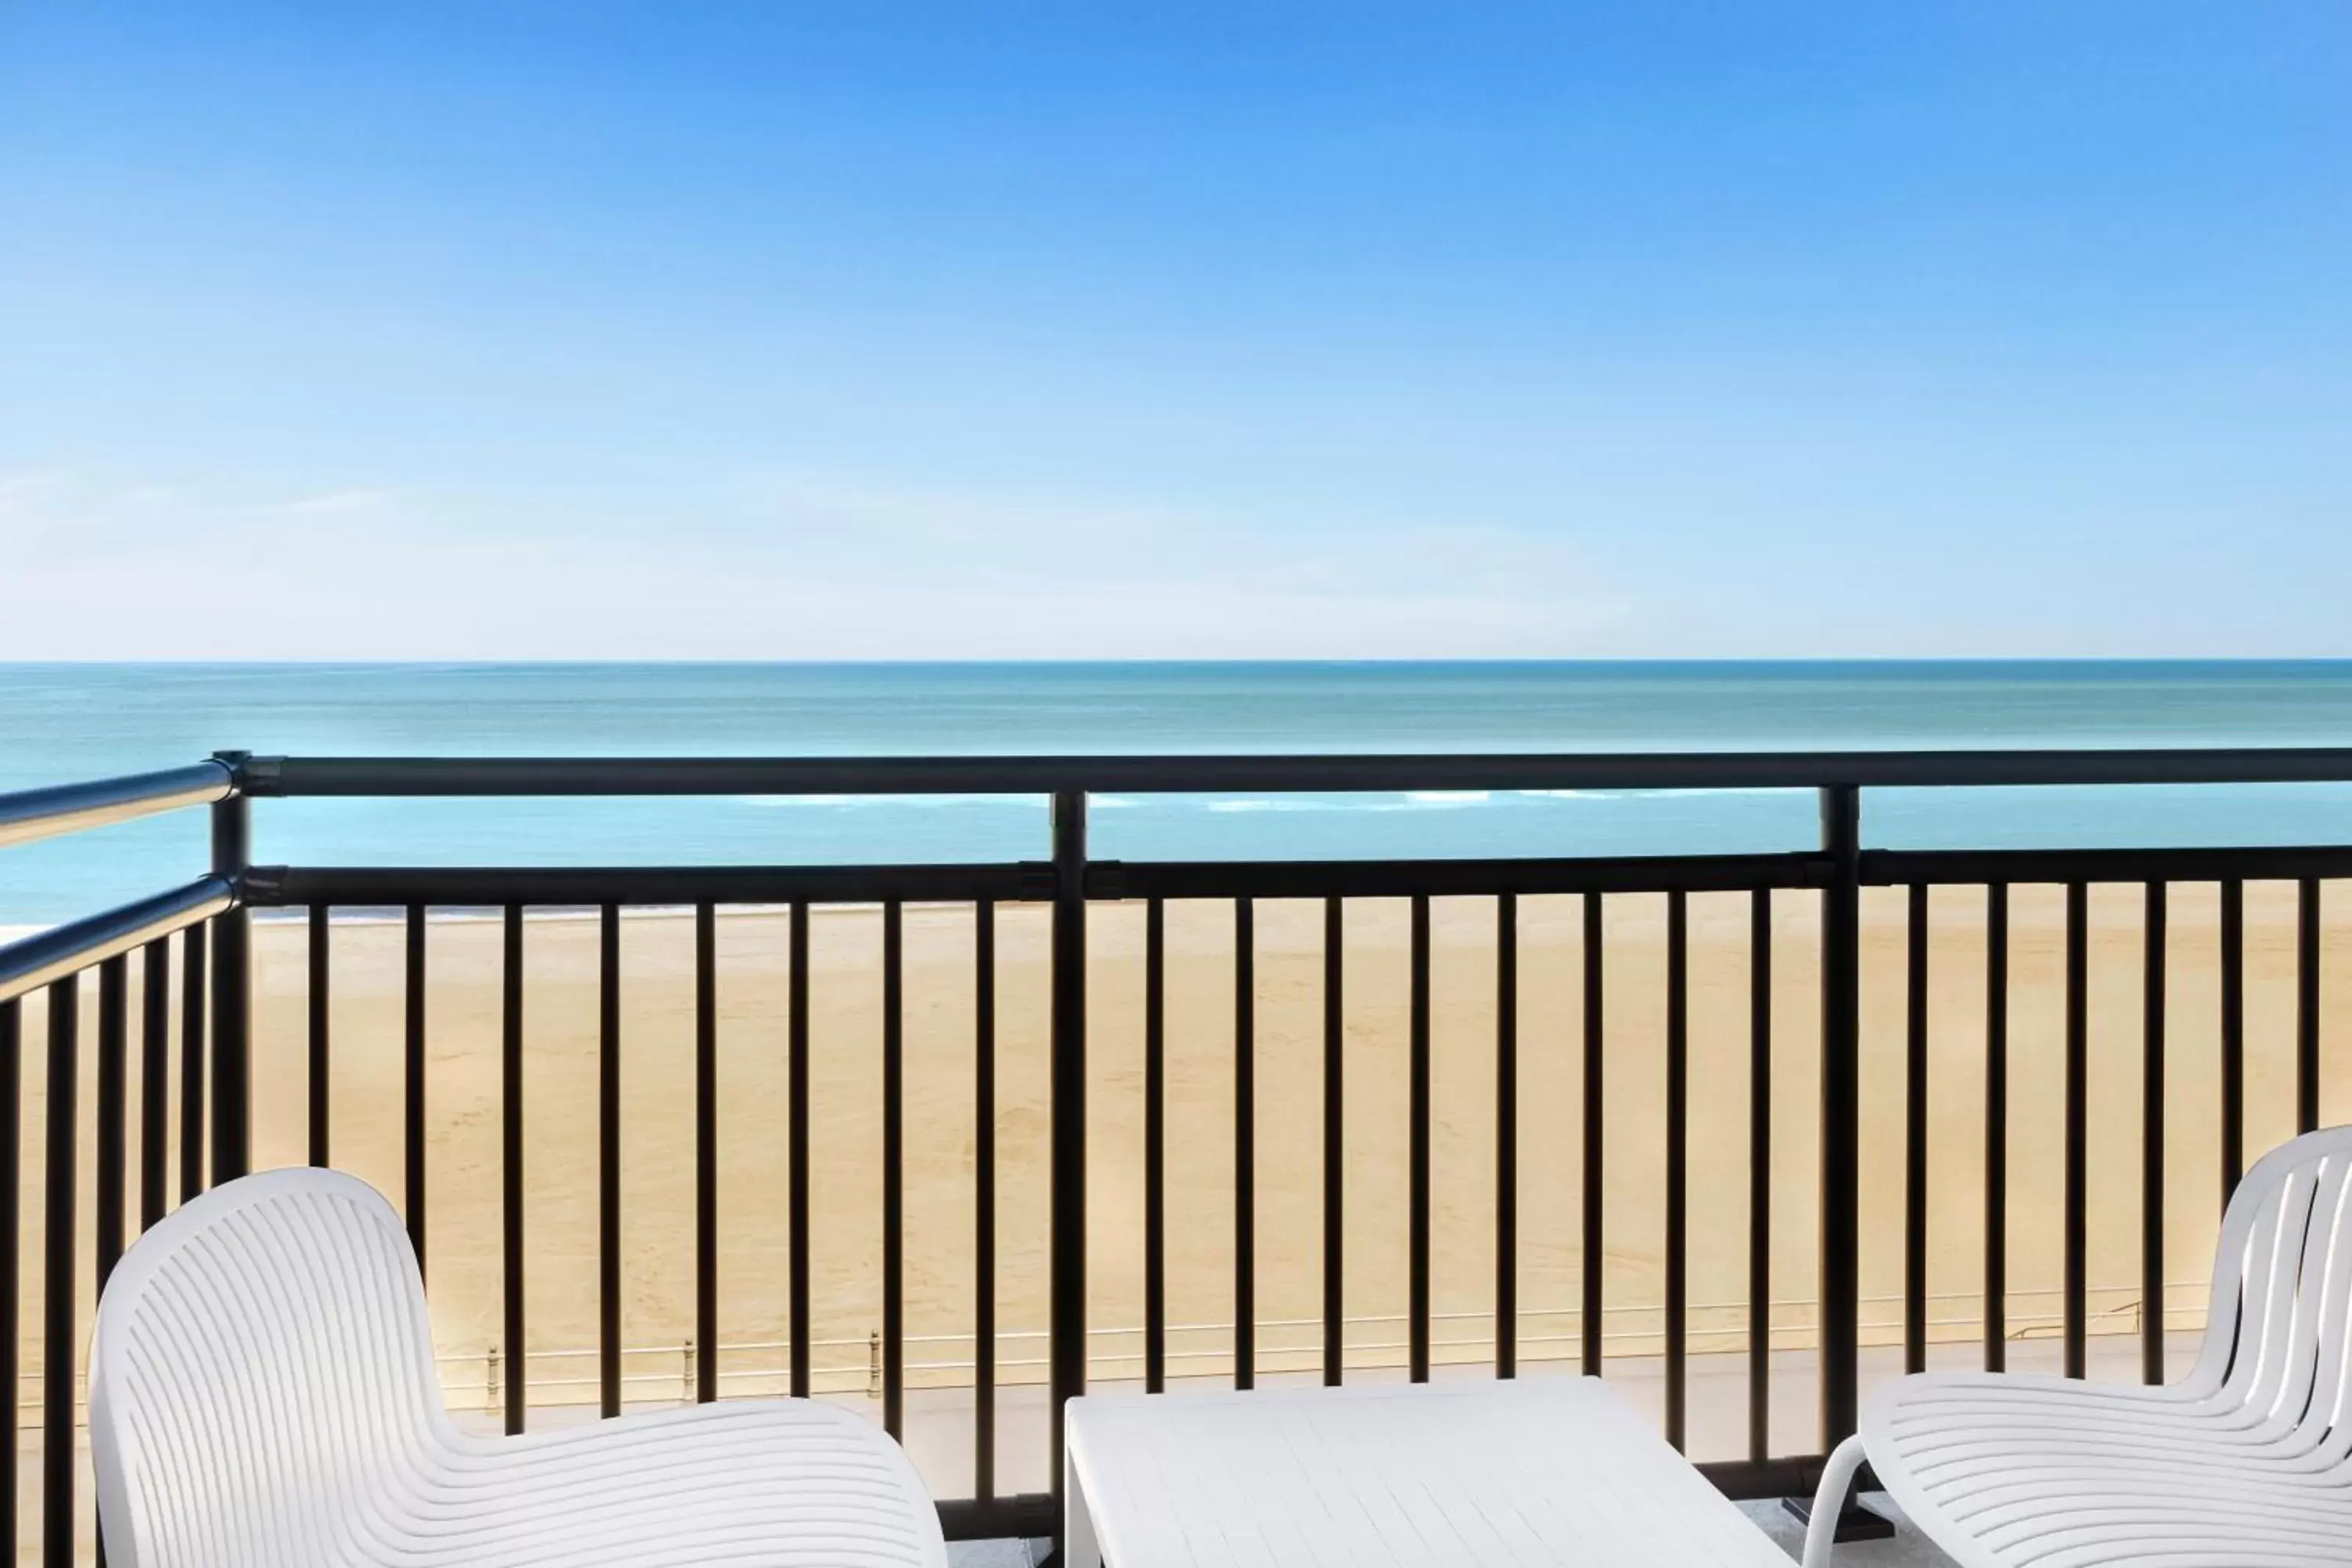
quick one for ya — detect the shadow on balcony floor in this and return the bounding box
[1738,1494,1957,1566]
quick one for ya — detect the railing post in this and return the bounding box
[1048,789,1088,1559]
[209,750,252,1185]
[1818,783,1860,1444]
[1791,783,1890,1540]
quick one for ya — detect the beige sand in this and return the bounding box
[10,882,2348,1552]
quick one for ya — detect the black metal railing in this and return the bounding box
[3,746,2350,1564]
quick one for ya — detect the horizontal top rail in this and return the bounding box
[249,746,2352,796]
[238,851,1829,908]
[245,862,1051,907]
[0,875,234,1006]
[0,760,234,849]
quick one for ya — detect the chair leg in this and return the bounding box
[1802,1434,1868,1568]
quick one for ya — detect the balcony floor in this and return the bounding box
[945,1490,1955,1567]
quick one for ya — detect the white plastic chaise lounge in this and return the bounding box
[1806,1123,2352,1568]
[90,1167,949,1568]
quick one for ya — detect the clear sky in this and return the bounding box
[2,3,2347,659]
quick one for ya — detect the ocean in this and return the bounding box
[5,661,2352,925]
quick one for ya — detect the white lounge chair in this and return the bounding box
[1806,1123,2352,1568]
[91,1167,949,1568]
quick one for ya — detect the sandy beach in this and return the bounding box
[10,881,2347,1546]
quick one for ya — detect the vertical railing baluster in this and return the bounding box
[1047,792,1088,1539]
[2063,881,2088,1381]
[502,904,526,1434]
[1497,891,1518,1380]
[98,965,122,1559]
[178,921,206,1203]
[96,956,128,1296]
[1327,893,1345,1382]
[1409,894,1432,1383]
[695,902,718,1404]
[2298,877,2320,1134]
[1322,895,1343,1387]
[209,756,250,1185]
[1985,883,2009,1372]
[2142,882,2167,1386]
[1143,898,1165,1394]
[2051,879,2089,1382]
[95,960,126,1568]
[1581,891,1605,1377]
[139,938,168,1231]
[599,902,622,1417]
[1664,889,1688,1450]
[1748,887,1772,1464]
[975,900,998,1497]
[1905,884,1928,1375]
[2221,880,2245,1205]
[0,999,17,1562]
[788,901,811,1400]
[405,903,427,1279]
[308,906,330,1167]
[1235,897,1254,1391]
[882,900,905,1436]
[1817,785,1862,1449]
[43,978,78,1568]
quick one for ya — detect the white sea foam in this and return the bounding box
[730,793,1036,809]
[1206,791,1502,814]
[1632,787,1800,799]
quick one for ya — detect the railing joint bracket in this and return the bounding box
[239,866,289,905]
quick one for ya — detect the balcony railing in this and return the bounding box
[3,746,2350,1563]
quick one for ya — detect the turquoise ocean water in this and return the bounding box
[5,661,2352,925]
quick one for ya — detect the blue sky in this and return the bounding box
[2,3,2347,659]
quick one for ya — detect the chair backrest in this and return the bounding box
[90,1167,451,1568]
[2194,1123,2352,1439]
